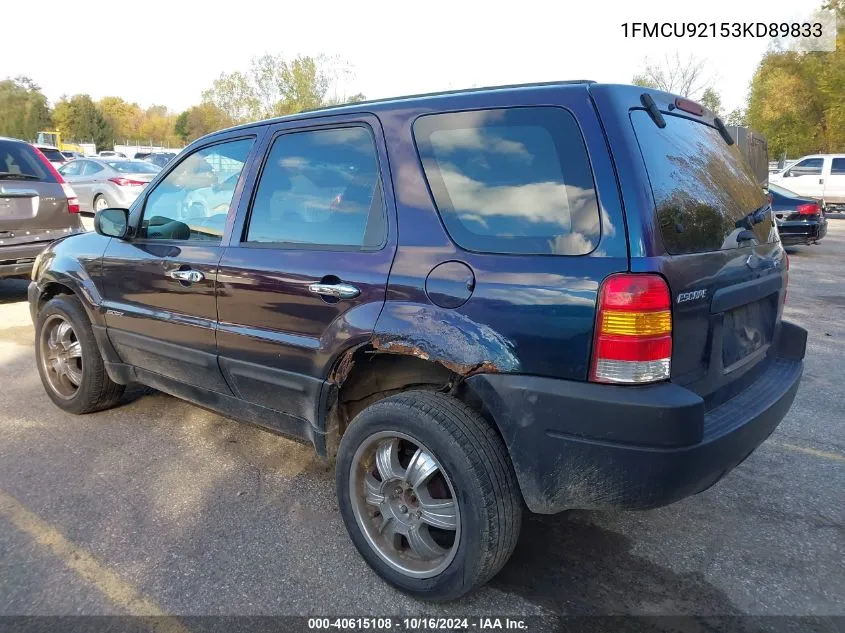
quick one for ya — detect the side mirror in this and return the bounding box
[94,208,129,239]
[784,170,794,178]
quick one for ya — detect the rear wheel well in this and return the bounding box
[324,348,503,462]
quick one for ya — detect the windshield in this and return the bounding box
[107,160,160,174]
[631,111,773,255]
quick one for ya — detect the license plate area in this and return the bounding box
[722,296,776,370]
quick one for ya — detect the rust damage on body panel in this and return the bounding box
[368,303,521,377]
[371,337,503,377]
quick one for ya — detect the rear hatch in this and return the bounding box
[599,88,786,408]
[0,140,76,249]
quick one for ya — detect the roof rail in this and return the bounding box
[299,79,597,115]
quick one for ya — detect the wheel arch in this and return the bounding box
[35,270,105,326]
[320,341,507,465]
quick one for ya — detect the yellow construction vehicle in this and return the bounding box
[35,131,87,154]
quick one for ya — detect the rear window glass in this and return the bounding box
[38,148,64,162]
[631,111,771,255]
[107,160,160,173]
[0,141,50,181]
[831,158,845,175]
[413,107,601,255]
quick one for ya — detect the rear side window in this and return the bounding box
[245,126,385,249]
[413,107,601,255]
[831,158,845,175]
[631,111,771,255]
[0,140,51,181]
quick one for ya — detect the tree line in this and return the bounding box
[0,53,365,150]
[633,0,842,159]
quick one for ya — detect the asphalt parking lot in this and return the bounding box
[0,220,843,620]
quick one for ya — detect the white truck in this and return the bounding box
[769,154,845,208]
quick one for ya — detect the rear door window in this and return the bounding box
[413,107,601,255]
[830,158,845,175]
[631,111,771,255]
[82,162,104,176]
[244,126,385,249]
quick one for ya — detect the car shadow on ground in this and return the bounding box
[0,279,30,305]
[491,510,740,615]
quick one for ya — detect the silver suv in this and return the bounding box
[0,138,85,279]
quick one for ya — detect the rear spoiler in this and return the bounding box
[640,92,734,146]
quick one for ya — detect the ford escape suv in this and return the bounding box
[1,138,84,279]
[28,82,806,600]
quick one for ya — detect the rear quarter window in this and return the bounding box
[413,107,601,255]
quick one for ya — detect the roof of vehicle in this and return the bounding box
[0,136,28,144]
[211,80,597,137]
[789,154,845,159]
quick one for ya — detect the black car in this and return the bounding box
[28,83,806,600]
[769,183,828,245]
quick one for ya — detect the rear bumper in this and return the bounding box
[778,218,827,244]
[467,321,807,514]
[0,241,51,279]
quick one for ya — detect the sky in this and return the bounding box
[2,0,827,114]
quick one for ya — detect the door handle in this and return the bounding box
[308,282,360,300]
[167,269,204,283]
[820,178,824,184]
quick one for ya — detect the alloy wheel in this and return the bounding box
[39,315,83,399]
[349,431,461,578]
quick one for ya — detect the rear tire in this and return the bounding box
[94,194,109,212]
[336,390,522,600]
[35,294,124,414]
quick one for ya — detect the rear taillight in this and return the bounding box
[109,177,146,187]
[62,183,80,213]
[590,274,672,384]
[797,203,820,216]
[31,146,79,213]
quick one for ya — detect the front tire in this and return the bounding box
[336,391,522,600]
[35,294,124,414]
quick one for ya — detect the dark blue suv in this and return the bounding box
[28,81,806,600]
